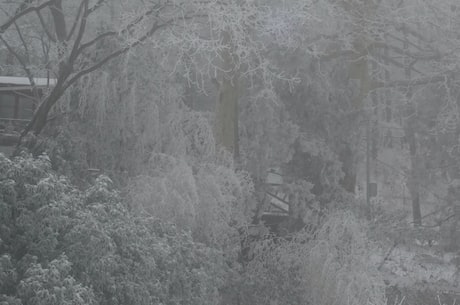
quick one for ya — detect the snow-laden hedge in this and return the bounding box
[0,153,226,305]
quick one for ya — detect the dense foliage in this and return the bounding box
[0,153,227,305]
[0,152,390,305]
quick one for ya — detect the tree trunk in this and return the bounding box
[403,24,422,227]
[50,0,67,42]
[408,128,422,226]
[339,144,356,193]
[215,30,239,159]
[449,200,460,250]
[215,77,239,157]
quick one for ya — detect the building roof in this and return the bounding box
[0,76,57,88]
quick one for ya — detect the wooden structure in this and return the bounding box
[0,76,55,130]
[0,76,56,152]
[261,168,290,232]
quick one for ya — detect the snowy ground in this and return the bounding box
[375,245,459,286]
[371,242,460,305]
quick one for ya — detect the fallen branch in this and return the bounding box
[378,240,398,271]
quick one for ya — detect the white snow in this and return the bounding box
[378,245,459,289]
[0,76,56,87]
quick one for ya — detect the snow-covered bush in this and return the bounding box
[17,255,96,305]
[305,211,386,305]
[0,153,227,305]
[239,211,386,305]
[127,152,255,256]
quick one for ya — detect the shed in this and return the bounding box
[0,76,56,129]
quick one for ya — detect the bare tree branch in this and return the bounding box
[35,9,56,42]
[0,35,36,88]
[371,41,442,61]
[394,23,434,44]
[318,50,356,62]
[13,21,30,62]
[16,15,176,139]
[66,0,86,41]
[63,19,175,92]
[376,55,425,76]
[49,0,67,42]
[68,0,89,62]
[78,2,166,54]
[40,33,50,63]
[377,240,398,271]
[15,0,34,15]
[0,0,54,34]
[88,0,107,15]
[372,69,458,89]
[77,30,117,53]
[386,32,432,53]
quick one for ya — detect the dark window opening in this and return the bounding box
[0,91,35,121]
[0,93,16,119]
